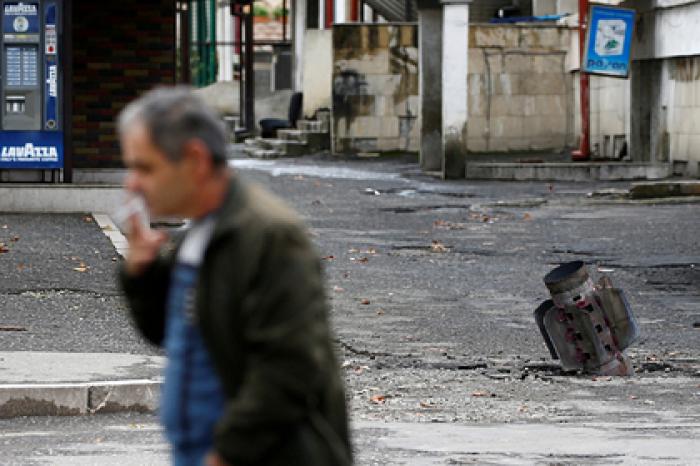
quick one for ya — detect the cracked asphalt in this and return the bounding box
[1,154,699,464]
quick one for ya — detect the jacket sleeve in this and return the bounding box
[213,225,346,464]
[118,254,172,347]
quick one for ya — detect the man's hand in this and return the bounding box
[205,451,231,466]
[124,214,167,277]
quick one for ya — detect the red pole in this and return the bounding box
[573,0,590,161]
[325,0,334,28]
[350,0,359,22]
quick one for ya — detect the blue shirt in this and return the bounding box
[160,218,225,465]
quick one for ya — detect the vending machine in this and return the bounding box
[0,1,62,170]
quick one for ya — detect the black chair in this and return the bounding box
[259,92,303,138]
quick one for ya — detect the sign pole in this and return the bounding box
[573,0,590,161]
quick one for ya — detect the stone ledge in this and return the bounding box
[0,380,161,419]
[465,162,672,181]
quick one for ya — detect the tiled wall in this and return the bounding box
[467,25,575,152]
[72,0,176,168]
[332,24,420,153]
[668,57,700,166]
[589,75,629,159]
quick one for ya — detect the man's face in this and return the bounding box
[121,123,194,217]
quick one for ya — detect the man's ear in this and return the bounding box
[182,139,213,176]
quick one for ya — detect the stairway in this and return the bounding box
[242,120,331,159]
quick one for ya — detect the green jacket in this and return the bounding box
[120,176,352,465]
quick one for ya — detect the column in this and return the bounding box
[441,0,470,179]
[292,0,307,91]
[417,1,443,171]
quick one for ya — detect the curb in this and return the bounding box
[93,213,128,256]
[0,379,161,419]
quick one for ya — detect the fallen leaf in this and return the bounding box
[376,309,385,316]
[321,255,335,261]
[370,395,386,404]
[360,299,371,305]
[348,248,359,253]
[10,236,19,242]
[357,257,369,264]
[333,286,345,293]
[419,401,435,408]
[518,405,529,412]
[431,240,448,253]
[523,213,533,221]
[434,219,468,230]
[471,391,489,397]
[83,216,93,223]
[16,263,26,271]
[74,263,89,273]
[0,243,9,253]
[354,365,369,375]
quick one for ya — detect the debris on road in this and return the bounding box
[534,261,640,376]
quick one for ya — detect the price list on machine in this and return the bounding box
[6,46,38,87]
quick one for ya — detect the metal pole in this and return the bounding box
[283,0,287,40]
[351,0,359,22]
[181,2,191,83]
[573,0,590,161]
[63,0,73,183]
[244,7,255,131]
[208,0,217,83]
[325,0,334,28]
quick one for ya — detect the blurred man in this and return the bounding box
[118,87,351,466]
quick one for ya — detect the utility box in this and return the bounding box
[0,1,62,170]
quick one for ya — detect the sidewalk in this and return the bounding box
[0,212,160,419]
[0,352,163,418]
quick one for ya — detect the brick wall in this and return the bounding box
[72,0,176,169]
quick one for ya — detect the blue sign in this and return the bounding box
[0,131,63,169]
[583,6,635,78]
[44,2,59,130]
[3,2,40,34]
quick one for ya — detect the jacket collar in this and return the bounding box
[209,172,247,243]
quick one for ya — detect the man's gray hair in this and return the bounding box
[118,86,227,167]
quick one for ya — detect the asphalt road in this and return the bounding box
[1,155,698,464]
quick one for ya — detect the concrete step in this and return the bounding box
[242,145,281,159]
[277,129,307,143]
[0,185,123,213]
[465,162,673,182]
[298,119,329,133]
[630,180,700,199]
[244,137,310,157]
